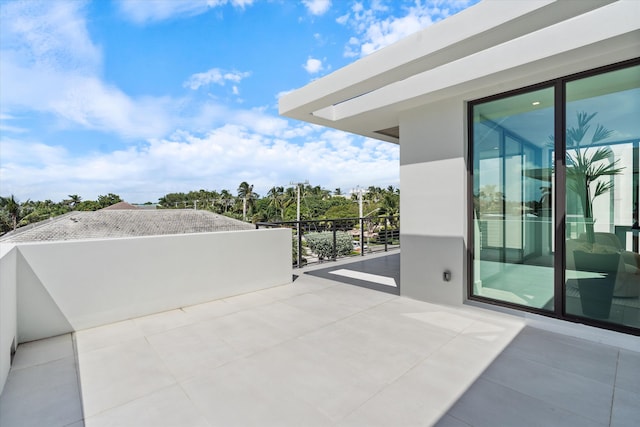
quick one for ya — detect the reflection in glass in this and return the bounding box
[472,87,555,309]
[565,65,640,329]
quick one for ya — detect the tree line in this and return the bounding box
[1,183,399,234]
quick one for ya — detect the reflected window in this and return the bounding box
[470,61,640,333]
[472,87,555,310]
[564,65,640,328]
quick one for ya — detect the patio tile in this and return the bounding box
[316,282,397,311]
[181,362,333,427]
[611,387,640,427]
[0,356,82,427]
[180,298,240,322]
[504,327,619,385]
[615,348,640,395]
[338,335,505,427]
[10,333,74,370]
[280,292,363,323]
[235,338,384,422]
[250,301,332,338]
[133,308,194,336]
[482,351,614,425]
[74,319,143,354]
[146,321,243,381]
[446,378,605,427]
[77,337,176,417]
[220,290,277,310]
[299,311,453,386]
[204,309,293,355]
[433,414,472,427]
[84,384,210,427]
[257,276,336,300]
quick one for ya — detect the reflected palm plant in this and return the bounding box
[565,112,623,243]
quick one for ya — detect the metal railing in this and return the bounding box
[256,215,400,267]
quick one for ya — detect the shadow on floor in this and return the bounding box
[304,253,400,295]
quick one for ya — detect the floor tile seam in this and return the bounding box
[171,381,215,427]
[500,343,619,384]
[489,346,619,391]
[70,332,86,427]
[456,377,612,427]
[334,333,461,424]
[479,371,614,425]
[82,382,181,422]
[9,352,77,373]
[609,350,621,426]
[438,413,473,427]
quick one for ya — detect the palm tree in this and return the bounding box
[566,112,623,243]
[6,195,21,230]
[237,182,257,221]
[218,190,234,213]
[68,194,82,209]
[267,186,286,220]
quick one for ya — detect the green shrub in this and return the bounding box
[305,231,352,259]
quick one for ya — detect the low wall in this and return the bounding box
[0,228,291,393]
[0,244,17,395]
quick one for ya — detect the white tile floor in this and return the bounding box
[1,266,639,427]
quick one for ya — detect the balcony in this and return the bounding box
[1,234,639,426]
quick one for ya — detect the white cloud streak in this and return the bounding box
[115,0,254,25]
[184,68,251,90]
[339,0,476,57]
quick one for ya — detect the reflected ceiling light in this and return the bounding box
[532,101,541,106]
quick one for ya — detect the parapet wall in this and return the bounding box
[0,228,292,394]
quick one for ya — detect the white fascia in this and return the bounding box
[279,0,629,142]
[334,0,640,120]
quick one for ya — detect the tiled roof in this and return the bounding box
[1,209,254,242]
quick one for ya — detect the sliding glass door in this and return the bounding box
[470,60,639,333]
[472,87,555,310]
[564,65,640,328]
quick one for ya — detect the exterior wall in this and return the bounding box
[399,98,467,305]
[0,244,17,395]
[13,228,292,342]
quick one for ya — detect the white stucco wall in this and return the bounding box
[0,244,17,395]
[399,98,468,305]
[12,228,291,343]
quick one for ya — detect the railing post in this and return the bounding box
[332,221,337,261]
[384,217,388,252]
[360,217,365,256]
[297,221,303,268]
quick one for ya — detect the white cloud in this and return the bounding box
[0,2,250,140]
[184,68,251,90]
[115,0,254,25]
[0,124,398,203]
[302,0,332,16]
[303,57,323,74]
[0,0,101,73]
[339,0,475,57]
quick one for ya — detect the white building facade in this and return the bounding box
[280,0,640,335]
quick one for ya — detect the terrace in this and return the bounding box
[1,245,639,426]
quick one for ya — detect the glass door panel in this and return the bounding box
[472,87,555,309]
[564,65,640,328]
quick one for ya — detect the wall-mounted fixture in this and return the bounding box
[443,270,451,282]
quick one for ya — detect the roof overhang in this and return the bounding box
[279,0,640,144]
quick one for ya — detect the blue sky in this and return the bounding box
[1,0,478,203]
